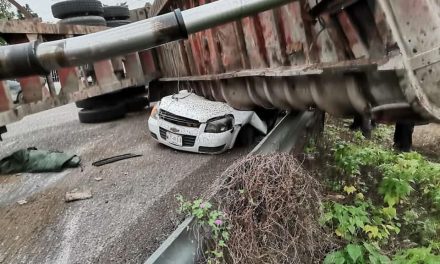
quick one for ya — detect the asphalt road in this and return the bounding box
[0,104,248,264]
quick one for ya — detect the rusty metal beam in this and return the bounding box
[158,57,400,81]
[0,20,106,35]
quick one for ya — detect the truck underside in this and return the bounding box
[0,0,439,134]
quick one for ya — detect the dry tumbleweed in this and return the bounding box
[215,153,338,264]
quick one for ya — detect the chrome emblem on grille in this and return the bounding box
[170,127,179,133]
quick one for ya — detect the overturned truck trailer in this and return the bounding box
[0,0,439,135]
[152,0,440,124]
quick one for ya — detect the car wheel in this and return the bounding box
[103,6,130,20]
[51,0,104,19]
[236,125,256,147]
[78,103,126,124]
[106,20,131,28]
[125,96,149,113]
[58,16,107,27]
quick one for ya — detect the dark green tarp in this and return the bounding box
[0,148,80,174]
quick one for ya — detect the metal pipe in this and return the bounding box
[181,0,293,34]
[0,0,295,79]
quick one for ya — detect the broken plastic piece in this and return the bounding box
[65,189,93,202]
[92,153,142,167]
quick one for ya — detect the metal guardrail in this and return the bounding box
[144,110,320,264]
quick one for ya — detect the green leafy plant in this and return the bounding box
[324,243,390,264]
[321,201,399,242]
[176,195,230,264]
[321,121,440,263]
[333,140,440,210]
[393,247,440,264]
[321,201,370,240]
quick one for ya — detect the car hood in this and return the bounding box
[159,91,234,123]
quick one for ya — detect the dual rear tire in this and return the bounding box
[52,1,131,27]
[76,87,149,124]
[78,103,126,124]
[52,0,104,19]
[58,16,107,26]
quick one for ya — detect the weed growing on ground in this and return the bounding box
[318,120,440,263]
[324,243,390,264]
[176,195,230,264]
[174,120,439,263]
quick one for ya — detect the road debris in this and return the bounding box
[65,188,93,203]
[0,148,80,174]
[94,177,103,182]
[17,199,28,205]
[92,153,142,167]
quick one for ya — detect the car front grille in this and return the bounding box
[159,127,197,147]
[159,110,201,128]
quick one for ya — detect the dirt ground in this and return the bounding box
[0,104,248,264]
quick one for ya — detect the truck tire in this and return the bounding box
[103,6,130,20]
[58,16,107,27]
[78,103,126,124]
[75,87,146,109]
[75,94,114,109]
[125,96,149,112]
[118,86,146,97]
[52,0,104,19]
[106,20,131,28]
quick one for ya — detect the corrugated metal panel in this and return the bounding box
[155,0,393,76]
[151,0,440,123]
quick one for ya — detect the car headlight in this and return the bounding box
[151,104,159,119]
[205,115,234,133]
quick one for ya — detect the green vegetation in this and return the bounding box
[175,120,439,263]
[324,243,390,264]
[0,0,15,20]
[0,0,14,45]
[0,1,38,45]
[16,4,38,20]
[176,195,230,264]
[319,121,440,263]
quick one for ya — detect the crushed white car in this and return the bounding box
[148,90,268,154]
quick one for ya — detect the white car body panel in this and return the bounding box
[148,90,267,154]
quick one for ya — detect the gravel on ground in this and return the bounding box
[0,104,248,264]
